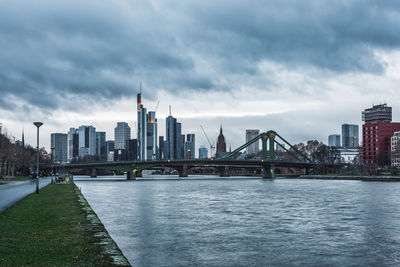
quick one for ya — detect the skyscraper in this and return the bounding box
[158,136,164,159]
[67,128,79,162]
[328,134,341,147]
[126,139,138,161]
[78,125,96,157]
[185,134,195,159]
[137,87,147,161]
[114,122,131,150]
[51,133,68,163]
[245,129,259,155]
[176,123,183,160]
[166,115,177,159]
[96,132,106,160]
[199,145,208,159]
[165,111,187,160]
[146,111,157,160]
[163,139,169,160]
[106,140,115,162]
[342,124,359,148]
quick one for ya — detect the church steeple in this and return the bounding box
[216,124,226,155]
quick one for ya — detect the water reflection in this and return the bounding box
[76,176,400,266]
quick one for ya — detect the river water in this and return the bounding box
[75,176,400,266]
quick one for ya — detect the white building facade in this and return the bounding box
[391,131,400,167]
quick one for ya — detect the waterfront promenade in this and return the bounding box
[0,177,52,213]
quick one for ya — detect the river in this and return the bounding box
[75,175,400,266]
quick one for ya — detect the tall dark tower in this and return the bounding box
[22,129,25,147]
[216,125,226,156]
[137,83,147,161]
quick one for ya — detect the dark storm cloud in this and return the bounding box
[180,0,400,73]
[1,0,400,110]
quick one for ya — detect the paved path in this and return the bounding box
[0,177,52,213]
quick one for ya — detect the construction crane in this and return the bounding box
[154,100,160,113]
[200,125,215,158]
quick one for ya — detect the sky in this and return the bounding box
[2,0,400,154]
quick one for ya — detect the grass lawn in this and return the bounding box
[14,175,32,181]
[0,176,32,183]
[0,184,129,266]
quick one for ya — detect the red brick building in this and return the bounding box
[362,122,400,166]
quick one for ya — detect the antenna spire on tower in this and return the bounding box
[169,105,172,116]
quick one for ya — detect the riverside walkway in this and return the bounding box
[0,177,52,213]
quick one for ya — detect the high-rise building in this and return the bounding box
[106,140,115,162]
[166,115,177,159]
[114,122,131,150]
[342,124,359,148]
[137,87,147,161]
[106,140,114,154]
[185,134,196,159]
[362,104,400,167]
[78,125,96,157]
[246,129,260,155]
[96,132,106,160]
[391,131,400,167]
[199,145,208,159]
[126,139,138,161]
[165,112,187,160]
[176,123,183,160]
[67,128,79,162]
[114,149,127,161]
[163,140,169,160]
[146,111,157,160]
[363,122,400,166]
[328,134,341,147]
[51,133,68,163]
[158,136,164,159]
[362,104,392,124]
[216,126,227,157]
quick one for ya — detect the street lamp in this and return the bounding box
[51,148,54,184]
[33,122,43,194]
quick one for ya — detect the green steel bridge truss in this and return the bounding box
[219,130,312,163]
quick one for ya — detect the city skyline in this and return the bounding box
[2,1,400,152]
[3,100,399,154]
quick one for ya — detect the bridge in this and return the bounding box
[44,130,339,179]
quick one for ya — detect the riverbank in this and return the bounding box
[0,184,130,266]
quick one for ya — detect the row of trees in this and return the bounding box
[291,140,345,164]
[0,124,51,177]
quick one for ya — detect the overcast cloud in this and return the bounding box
[1,0,400,152]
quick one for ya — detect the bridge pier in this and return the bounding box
[90,168,97,178]
[177,165,188,178]
[218,166,230,177]
[133,169,142,178]
[262,165,275,179]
